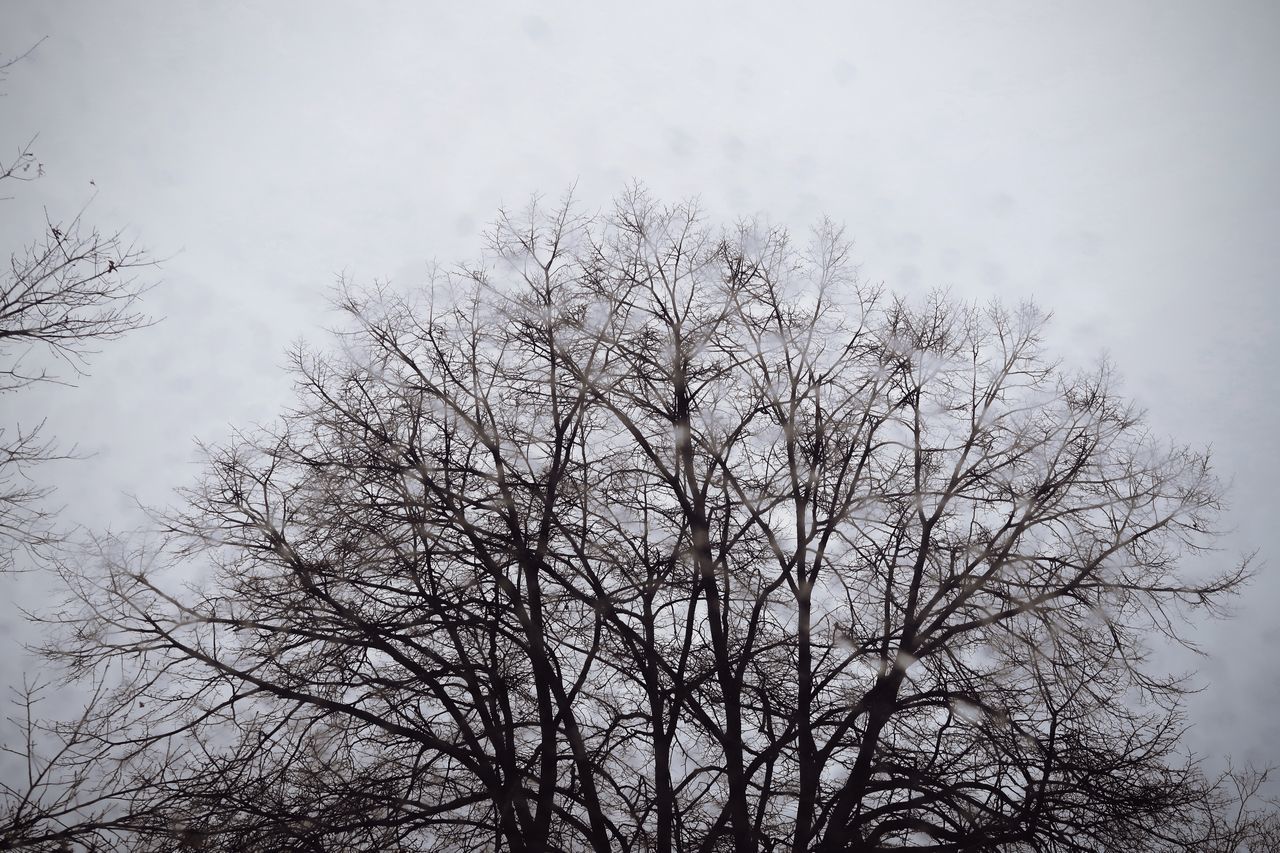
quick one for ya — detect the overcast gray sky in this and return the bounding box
[2,1,1278,774]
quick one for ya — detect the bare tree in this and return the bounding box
[0,39,156,850]
[25,192,1260,851]
[0,40,153,571]
[0,677,164,852]
[1147,764,1280,853]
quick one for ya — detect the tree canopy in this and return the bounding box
[6,193,1263,852]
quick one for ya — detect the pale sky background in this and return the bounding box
[2,1,1278,777]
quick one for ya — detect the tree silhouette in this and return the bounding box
[13,192,1259,851]
[0,39,156,852]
